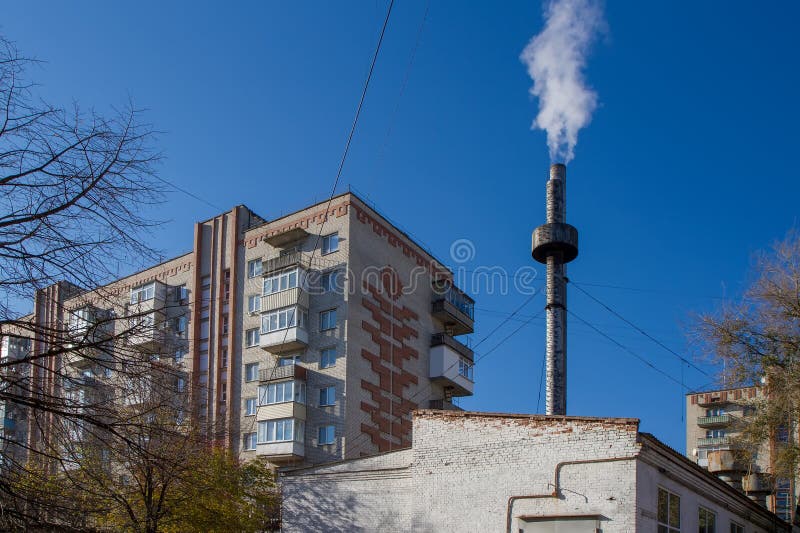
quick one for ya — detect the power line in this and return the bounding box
[567,309,695,391]
[475,309,543,364]
[257,0,395,389]
[472,292,538,351]
[152,175,225,212]
[571,281,711,378]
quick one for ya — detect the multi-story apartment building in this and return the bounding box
[686,386,797,523]
[0,193,475,469]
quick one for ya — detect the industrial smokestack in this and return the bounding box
[532,163,579,415]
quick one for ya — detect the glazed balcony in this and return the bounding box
[430,333,474,397]
[697,414,733,428]
[261,287,309,313]
[431,282,475,336]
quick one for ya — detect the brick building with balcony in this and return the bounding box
[686,386,798,524]
[1,192,476,470]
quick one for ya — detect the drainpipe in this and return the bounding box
[505,456,636,533]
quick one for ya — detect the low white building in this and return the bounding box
[280,410,790,532]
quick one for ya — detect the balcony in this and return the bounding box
[697,414,733,428]
[259,364,307,383]
[256,440,305,464]
[707,450,746,473]
[67,306,112,342]
[430,334,474,397]
[127,327,166,351]
[697,394,727,407]
[431,282,475,336]
[259,327,308,353]
[428,399,463,411]
[697,436,731,447]
[262,251,312,275]
[261,287,309,313]
[256,401,307,422]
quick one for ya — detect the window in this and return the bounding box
[321,270,340,293]
[458,358,474,381]
[263,268,299,295]
[706,429,726,439]
[248,258,263,278]
[222,315,229,335]
[245,363,259,382]
[175,316,187,336]
[176,284,188,302]
[320,348,336,369]
[129,312,154,331]
[321,233,339,255]
[219,387,227,403]
[320,309,336,331]
[245,397,257,416]
[248,294,261,314]
[177,377,186,392]
[245,328,260,347]
[706,408,725,417]
[130,283,155,304]
[319,386,335,406]
[777,424,790,443]
[220,347,228,368]
[699,507,716,533]
[775,478,792,521]
[261,306,308,333]
[278,355,300,366]
[243,432,257,451]
[258,380,306,405]
[223,269,231,302]
[318,425,335,445]
[257,418,304,443]
[730,522,744,533]
[657,487,680,533]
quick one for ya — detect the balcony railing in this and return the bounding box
[259,364,307,382]
[262,251,311,275]
[431,333,474,361]
[697,414,733,428]
[697,436,731,447]
[428,399,463,411]
[431,282,475,336]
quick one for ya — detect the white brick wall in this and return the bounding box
[281,411,790,533]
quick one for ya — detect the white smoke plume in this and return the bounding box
[521,0,605,163]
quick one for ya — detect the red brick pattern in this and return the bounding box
[360,267,420,452]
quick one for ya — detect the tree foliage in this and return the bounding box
[697,230,800,479]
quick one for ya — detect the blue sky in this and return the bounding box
[5,1,800,452]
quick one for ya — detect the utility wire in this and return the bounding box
[571,281,710,378]
[255,0,395,396]
[472,292,538,351]
[568,309,695,391]
[152,175,225,212]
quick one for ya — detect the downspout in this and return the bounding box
[505,455,636,533]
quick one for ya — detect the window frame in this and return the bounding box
[657,487,680,533]
[261,306,308,334]
[698,506,716,533]
[321,232,339,255]
[319,386,336,406]
[257,418,304,444]
[320,309,337,331]
[320,347,337,369]
[248,258,263,278]
[243,432,257,451]
[244,362,259,382]
[245,328,260,347]
[248,294,261,314]
[729,521,744,533]
[245,397,257,416]
[318,425,335,445]
[130,282,156,305]
[320,270,340,293]
[263,268,301,296]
